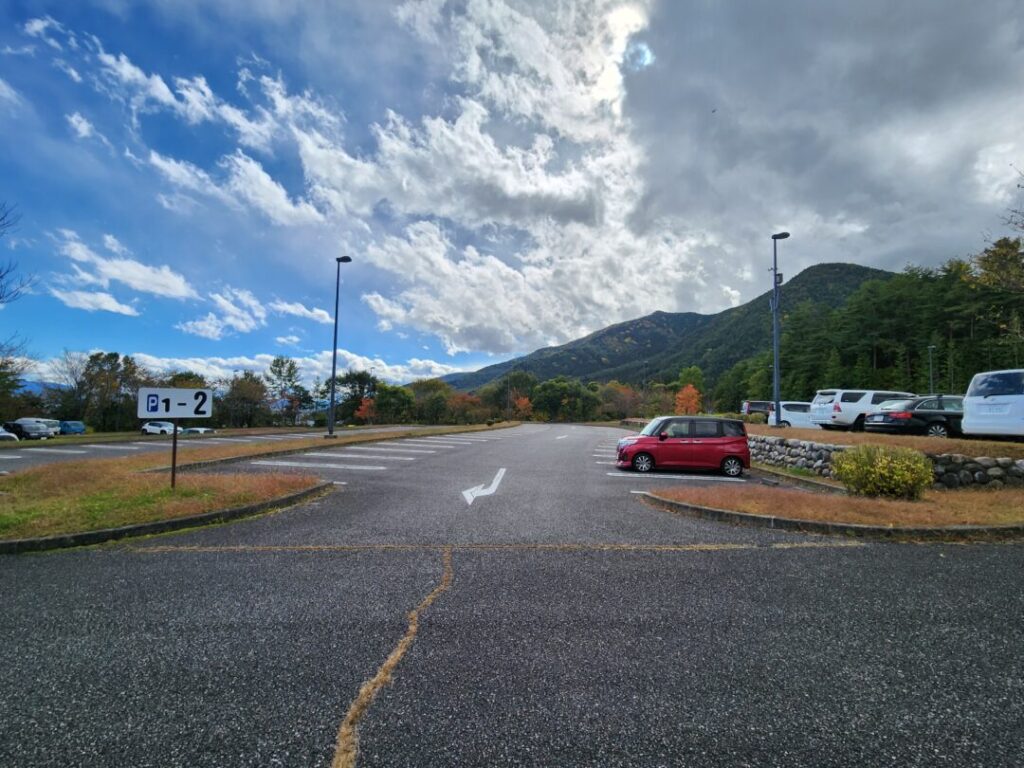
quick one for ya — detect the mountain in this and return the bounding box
[442,262,892,391]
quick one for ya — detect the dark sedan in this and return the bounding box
[864,396,964,438]
[2,420,51,440]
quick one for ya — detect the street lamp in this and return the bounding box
[326,255,353,438]
[770,231,790,427]
[928,345,937,394]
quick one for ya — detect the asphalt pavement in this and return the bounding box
[2,424,1022,767]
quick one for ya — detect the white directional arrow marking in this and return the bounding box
[462,468,506,506]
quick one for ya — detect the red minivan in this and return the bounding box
[615,416,750,477]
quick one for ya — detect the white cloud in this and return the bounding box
[66,112,111,148]
[96,48,178,118]
[56,230,198,299]
[50,289,139,316]
[176,287,267,339]
[55,59,82,82]
[129,349,468,386]
[222,150,324,225]
[102,234,130,256]
[269,299,333,324]
[23,16,65,51]
[148,149,238,208]
[175,313,227,340]
[0,77,21,105]
[276,334,301,346]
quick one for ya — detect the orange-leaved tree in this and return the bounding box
[674,384,701,415]
[513,395,532,419]
[354,396,376,423]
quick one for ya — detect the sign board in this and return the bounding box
[137,387,214,419]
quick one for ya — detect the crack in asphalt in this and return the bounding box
[331,546,454,768]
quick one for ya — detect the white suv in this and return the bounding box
[141,421,182,435]
[810,389,915,431]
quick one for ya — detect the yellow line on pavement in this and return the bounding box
[331,546,454,768]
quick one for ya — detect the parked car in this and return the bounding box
[809,389,916,431]
[962,369,1024,438]
[140,421,182,435]
[0,427,19,441]
[181,427,216,435]
[3,420,50,439]
[37,418,61,437]
[616,415,750,477]
[59,420,86,435]
[740,400,774,417]
[14,417,59,437]
[864,395,964,438]
[769,401,819,429]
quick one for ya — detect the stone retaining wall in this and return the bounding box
[747,434,1024,490]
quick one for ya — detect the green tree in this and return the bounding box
[409,378,454,423]
[221,371,272,428]
[374,383,414,423]
[674,365,705,393]
[329,370,379,422]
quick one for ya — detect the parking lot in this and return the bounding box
[2,424,1022,767]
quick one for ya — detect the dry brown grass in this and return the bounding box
[0,458,319,540]
[746,424,1024,460]
[652,485,1024,528]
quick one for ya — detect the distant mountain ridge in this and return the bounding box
[442,262,892,391]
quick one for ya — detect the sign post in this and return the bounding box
[137,387,214,489]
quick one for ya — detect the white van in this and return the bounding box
[962,369,1024,437]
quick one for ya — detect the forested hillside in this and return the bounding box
[443,262,890,391]
[713,238,1024,407]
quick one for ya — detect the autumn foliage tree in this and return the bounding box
[674,384,701,415]
[354,396,376,423]
[513,396,532,419]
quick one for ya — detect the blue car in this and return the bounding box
[59,420,86,435]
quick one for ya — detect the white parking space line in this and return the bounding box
[420,438,477,444]
[398,440,454,448]
[87,444,141,450]
[26,448,88,454]
[556,435,569,440]
[251,460,387,471]
[605,472,745,483]
[595,461,616,465]
[301,452,415,461]
[344,446,436,454]
[250,436,287,441]
[200,438,254,443]
[0,454,23,459]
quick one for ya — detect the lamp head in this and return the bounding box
[337,255,352,263]
[771,232,790,241]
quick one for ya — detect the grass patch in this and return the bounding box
[0,460,318,540]
[651,485,1024,528]
[746,424,1024,460]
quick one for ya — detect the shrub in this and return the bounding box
[832,445,933,500]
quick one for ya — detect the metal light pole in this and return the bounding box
[326,255,352,438]
[928,345,937,394]
[771,231,790,427]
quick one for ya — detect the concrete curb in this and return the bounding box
[0,482,333,555]
[638,492,1024,542]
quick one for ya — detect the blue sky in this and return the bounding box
[2,1,1021,386]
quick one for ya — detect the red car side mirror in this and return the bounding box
[659,432,668,441]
